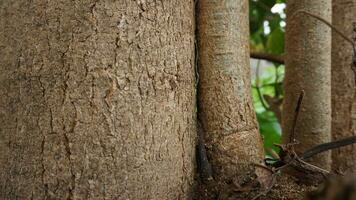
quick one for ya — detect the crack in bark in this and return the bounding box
[38,76,49,198]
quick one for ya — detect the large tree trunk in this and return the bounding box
[283,0,332,169]
[331,0,356,173]
[0,1,196,199]
[197,0,264,185]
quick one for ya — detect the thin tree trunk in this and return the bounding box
[197,0,264,185]
[283,0,332,169]
[331,0,356,173]
[0,1,196,199]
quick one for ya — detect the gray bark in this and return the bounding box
[331,0,356,173]
[283,0,332,169]
[197,0,264,185]
[0,1,196,199]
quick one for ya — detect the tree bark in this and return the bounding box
[0,1,196,199]
[283,0,332,169]
[197,0,264,185]
[331,0,356,173]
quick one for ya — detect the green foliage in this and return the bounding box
[250,0,285,53]
[252,66,284,153]
[257,111,281,152]
[267,28,284,54]
[250,0,286,154]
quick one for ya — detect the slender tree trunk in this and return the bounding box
[197,0,264,185]
[283,0,332,169]
[331,0,356,173]
[0,1,196,199]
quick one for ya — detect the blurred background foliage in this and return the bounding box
[249,0,285,154]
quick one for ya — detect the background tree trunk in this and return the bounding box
[197,0,264,185]
[331,0,356,173]
[0,1,196,199]
[283,0,332,169]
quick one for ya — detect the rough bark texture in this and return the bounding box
[0,1,196,199]
[283,0,332,169]
[197,0,264,184]
[331,0,356,173]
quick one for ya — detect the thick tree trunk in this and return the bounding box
[331,0,356,173]
[0,1,196,199]
[197,0,264,185]
[283,0,332,169]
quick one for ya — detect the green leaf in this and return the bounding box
[250,0,285,156]
[256,111,281,152]
[267,27,285,54]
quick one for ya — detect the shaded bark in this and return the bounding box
[197,0,264,185]
[0,1,196,199]
[331,0,356,173]
[283,0,332,169]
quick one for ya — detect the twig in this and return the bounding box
[263,95,282,123]
[292,10,356,85]
[252,82,283,89]
[255,61,270,111]
[296,157,330,175]
[254,163,274,173]
[251,52,285,64]
[274,65,280,98]
[289,90,305,143]
[302,135,356,160]
[290,10,355,52]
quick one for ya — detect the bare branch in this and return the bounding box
[289,90,305,143]
[290,10,355,50]
[255,61,270,111]
[302,135,356,160]
[250,52,285,64]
